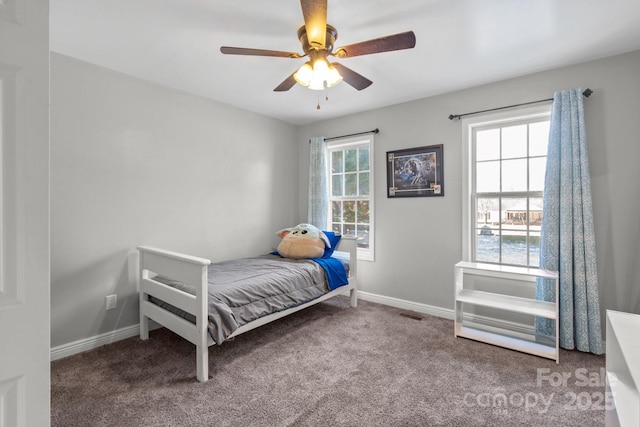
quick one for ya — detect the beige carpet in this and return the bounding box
[51,297,606,426]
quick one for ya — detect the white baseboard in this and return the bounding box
[53,292,600,360]
[355,291,607,354]
[357,291,535,335]
[357,290,454,320]
[50,320,161,361]
[50,293,454,361]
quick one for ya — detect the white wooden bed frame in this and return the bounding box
[138,236,358,382]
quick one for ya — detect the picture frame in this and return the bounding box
[387,144,444,198]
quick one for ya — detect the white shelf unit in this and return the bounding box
[605,310,640,427]
[454,261,559,362]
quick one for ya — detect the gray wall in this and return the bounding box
[50,53,299,347]
[51,50,640,349]
[298,50,640,324]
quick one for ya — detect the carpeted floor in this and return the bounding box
[51,297,606,426]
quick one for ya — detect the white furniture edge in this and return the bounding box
[454,261,560,363]
[138,236,358,382]
[606,310,640,427]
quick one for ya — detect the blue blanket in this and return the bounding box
[310,256,349,290]
[271,252,349,291]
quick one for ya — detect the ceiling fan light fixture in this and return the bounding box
[312,57,329,74]
[294,62,313,86]
[294,56,343,90]
[308,75,326,91]
[325,63,343,87]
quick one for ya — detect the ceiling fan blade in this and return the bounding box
[300,0,327,49]
[333,31,416,58]
[274,72,298,92]
[332,63,372,91]
[220,46,301,58]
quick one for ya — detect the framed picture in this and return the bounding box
[387,144,444,198]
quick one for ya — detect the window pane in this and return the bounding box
[476,161,500,192]
[529,197,543,227]
[501,234,528,266]
[332,174,343,197]
[529,121,550,156]
[530,231,541,266]
[476,197,499,228]
[332,151,343,173]
[502,124,527,159]
[476,232,500,263]
[345,149,357,172]
[359,147,369,170]
[331,201,342,222]
[345,173,357,196]
[501,197,528,225]
[344,201,356,223]
[529,157,546,191]
[476,129,500,161]
[359,172,370,196]
[501,159,527,191]
[331,223,342,234]
[356,225,370,249]
[357,200,369,223]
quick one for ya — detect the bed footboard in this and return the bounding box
[138,246,212,381]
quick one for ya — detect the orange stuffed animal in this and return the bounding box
[276,223,330,259]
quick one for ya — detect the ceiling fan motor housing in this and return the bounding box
[298,24,338,54]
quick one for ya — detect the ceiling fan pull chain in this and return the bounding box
[317,93,321,110]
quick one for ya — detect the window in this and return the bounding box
[462,105,551,268]
[327,134,374,261]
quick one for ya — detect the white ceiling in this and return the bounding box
[50,0,640,126]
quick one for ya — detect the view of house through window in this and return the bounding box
[468,110,550,267]
[328,135,374,261]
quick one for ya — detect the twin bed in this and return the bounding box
[138,236,358,382]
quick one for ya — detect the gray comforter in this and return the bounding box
[151,254,339,344]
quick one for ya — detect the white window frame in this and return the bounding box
[462,104,551,266]
[327,134,375,261]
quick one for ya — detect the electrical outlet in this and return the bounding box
[105,294,117,310]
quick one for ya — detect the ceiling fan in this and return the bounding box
[220,0,416,92]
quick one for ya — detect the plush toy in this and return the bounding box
[276,223,330,259]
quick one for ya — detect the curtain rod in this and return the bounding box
[448,88,593,121]
[310,128,379,143]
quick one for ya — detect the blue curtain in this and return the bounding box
[536,88,603,354]
[308,137,328,228]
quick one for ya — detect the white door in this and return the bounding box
[0,0,50,425]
